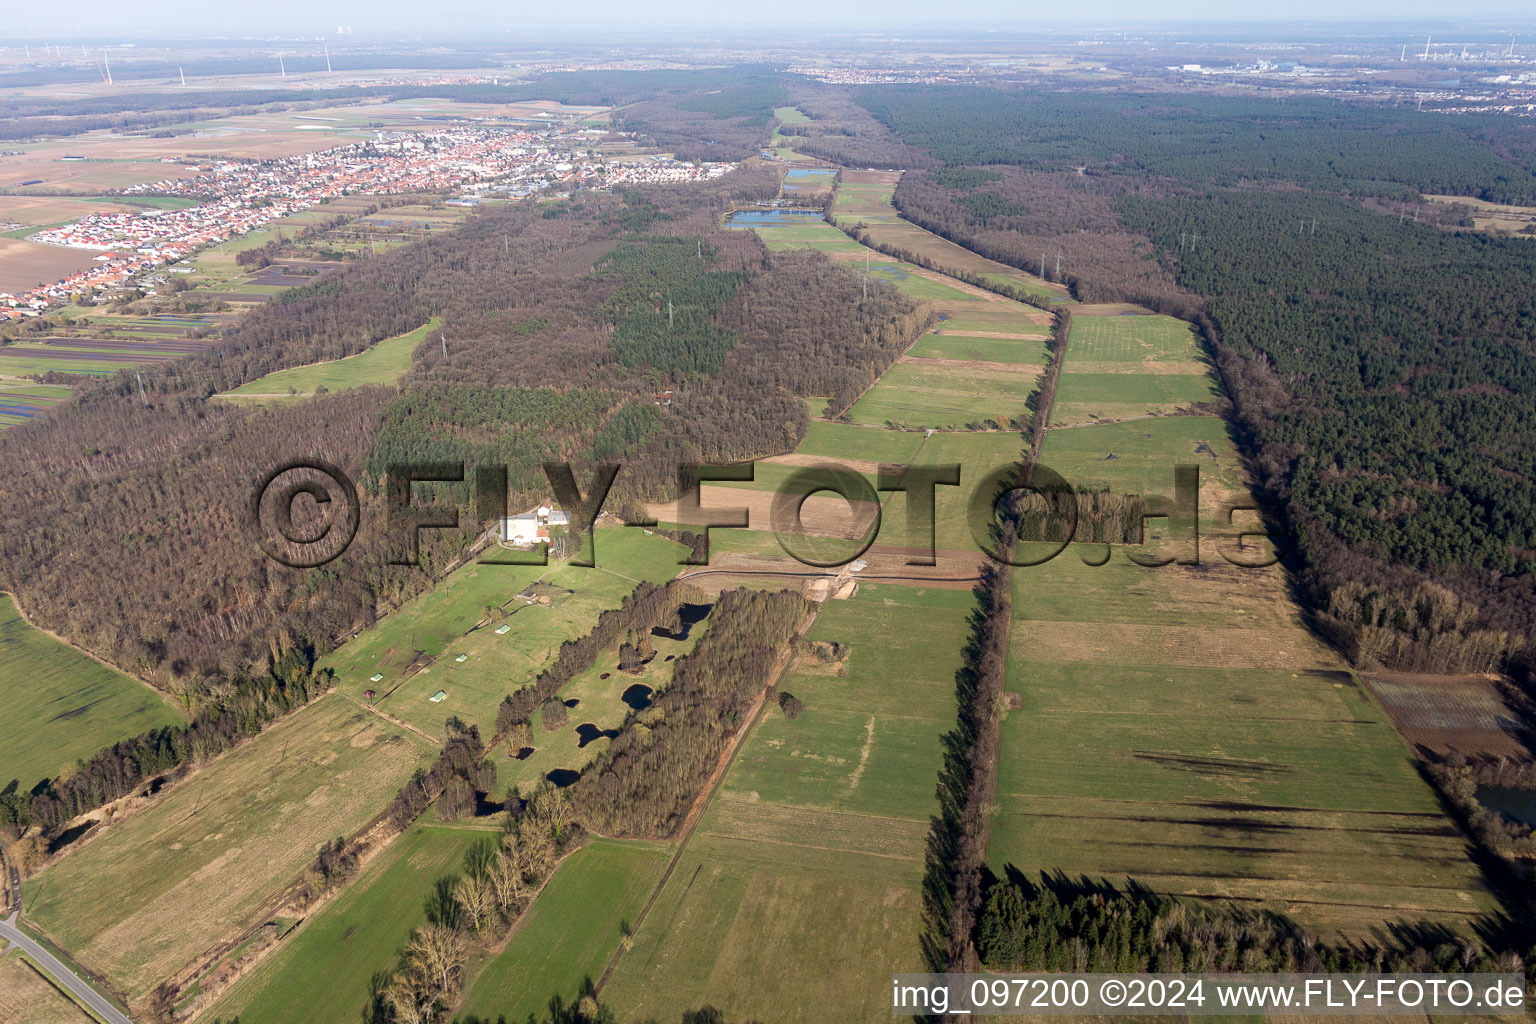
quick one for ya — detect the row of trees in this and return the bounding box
[976,874,1532,978]
[387,718,495,829]
[1,632,332,834]
[495,581,699,738]
[922,558,1014,974]
[367,783,583,1024]
[571,589,809,837]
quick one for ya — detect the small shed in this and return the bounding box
[430,690,448,703]
[495,624,511,635]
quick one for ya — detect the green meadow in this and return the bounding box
[322,527,687,746]
[846,360,1033,428]
[726,218,867,253]
[864,262,979,302]
[459,839,672,1021]
[1063,313,1202,364]
[907,330,1049,365]
[225,318,441,397]
[0,593,185,790]
[206,824,485,1024]
[603,583,970,1021]
[794,421,925,464]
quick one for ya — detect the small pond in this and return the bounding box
[726,209,824,226]
[1476,785,1536,828]
[652,602,712,641]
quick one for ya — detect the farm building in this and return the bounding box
[500,504,571,545]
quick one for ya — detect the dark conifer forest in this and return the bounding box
[856,85,1536,678]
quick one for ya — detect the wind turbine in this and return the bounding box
[179,67,186,87]
[1422,34,1432,61]
[324,43,333,73]
[102,50,112,85]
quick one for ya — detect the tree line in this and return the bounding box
[387,717,496,830]
[495,581,699,740]
[0,632,331,836]
[365,783,583,1024]
[571,588,809,837]
[976,873,1533,980]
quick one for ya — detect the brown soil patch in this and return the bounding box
[0,238,102,292]
[840,170,903,185]
[647,485,879,540]
[1364,672,1533,761]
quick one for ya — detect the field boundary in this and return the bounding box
[1,589,182,712]
[590,605,819,995]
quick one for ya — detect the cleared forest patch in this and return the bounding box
[1365,672,1533,761]
[0,593,184,792]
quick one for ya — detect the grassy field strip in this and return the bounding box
[21,694,436,1002]
[989,303,1500,942]
[222,317,442,398]
[457,839,673,1022]
[1050,313,1220,426]
[603,582,973,1020]
[322,527,689,749]
[0,593,185,791]
[205,824,486,1024]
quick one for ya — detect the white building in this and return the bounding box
[499,504,571,546]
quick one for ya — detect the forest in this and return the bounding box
[858,88,1536,202]
[0,166,922,717]
[856,82,1536,678]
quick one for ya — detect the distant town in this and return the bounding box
[2,125,731,316]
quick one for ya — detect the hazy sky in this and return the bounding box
[23,0,1536,35]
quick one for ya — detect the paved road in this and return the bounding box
[0,912,135,1024]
